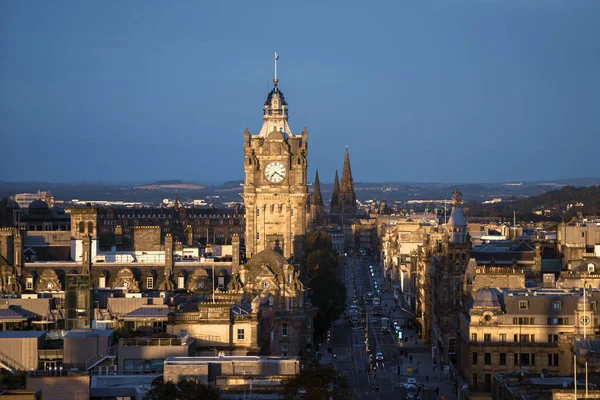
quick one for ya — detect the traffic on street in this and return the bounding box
[326,253,458,400]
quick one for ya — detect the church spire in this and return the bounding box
[330,170,340,212]
[311,170,323,206]
[340,147,354,194]
[339,147,357,216]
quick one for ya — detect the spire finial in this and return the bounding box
[274,52,279,84]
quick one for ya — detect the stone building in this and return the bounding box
[96,203,245,247]
[458,287,598,394]
[242,75,309,262]
[557,220,600,268]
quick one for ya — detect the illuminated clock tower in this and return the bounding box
[242,53,309,261]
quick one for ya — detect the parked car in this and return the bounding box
[376,352,384,361]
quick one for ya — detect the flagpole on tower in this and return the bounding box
[274,52,279,82]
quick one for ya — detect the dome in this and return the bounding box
[28,199,49,210]
[245,248,290,275]
[447,206,466,227]
[472,288,500,308]
[5,199,20,209]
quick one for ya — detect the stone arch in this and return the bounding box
[79,221,85,233]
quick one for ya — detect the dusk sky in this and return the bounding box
[1,1,599,184]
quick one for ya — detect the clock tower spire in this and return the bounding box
[242,53,309,261]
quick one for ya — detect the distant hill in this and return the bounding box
[465,185,600,221]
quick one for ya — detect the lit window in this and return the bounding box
[237,329,245,340]
[26,278,33,290]
[147,277,154,290]
[99,276,106,289]
[553,301,561,310]
[262,281,269,289]
[282,323,288,337]
[178,276,185,290]
[471,333,477,342]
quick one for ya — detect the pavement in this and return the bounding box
[318,254,459,400]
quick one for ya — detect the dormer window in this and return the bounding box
[261,281,269,289]
[147,277,154,290]
[553,301,561,310]
[588,263,595,273]
[178,275,185,290]
[26,277,33,291]
[519,301,528,310]
[99,276,106,289]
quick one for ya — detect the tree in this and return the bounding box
[144,377,220,400]
[304,231,346,339]
[282,367,350,400]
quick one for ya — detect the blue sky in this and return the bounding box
[1,1,599,184]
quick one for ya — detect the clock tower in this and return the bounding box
[242,54,309,261]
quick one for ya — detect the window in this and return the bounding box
[471,333,477,342]
[26,277,33,290]
[531,334,535,343]
[261,281,269,289]
[548,353,559,367]
[282,323,288,337]
[79,221,85,233]
[256,209,260,217]
[499,353,506,365]
[514,353,519,365]
[519,301,528,310]
[256,232,260,241]
[484,334,491,342]
[514,334,518,343]
[218,276,225,289]
[499,334,507,342]
[147,277,154,290]
[472,352,478,365]
[472,373,478,391]
[99,276,106,289]
[237,329,245,340]
[485,374,492,392]
[178,276,185,290]
[484,353,491,365]
[548,334,558,343]
[281,343,288,357]
[88,222,93,234]
[553,301,561,310]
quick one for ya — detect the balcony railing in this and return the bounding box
[120,338,185,347]
[85,347,117,371]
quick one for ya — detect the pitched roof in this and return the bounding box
[0,306,28,322]
[0,330,46,339]
[64,329,113,338]
[121,306,169,320]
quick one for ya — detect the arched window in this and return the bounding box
[87,222,93,234]
[79,222,85,233]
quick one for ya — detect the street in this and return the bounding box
[324,254,458,400]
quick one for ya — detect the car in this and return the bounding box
[376,352,384,361]
[406,378,417,384]
[367,292,374,299]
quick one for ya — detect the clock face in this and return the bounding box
[581,316,591,326]
[265,161,286,183]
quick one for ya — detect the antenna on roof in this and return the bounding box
[274,52,279,83]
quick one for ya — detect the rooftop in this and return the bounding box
[0,330,46,339]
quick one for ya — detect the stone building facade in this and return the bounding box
[242,77,309,262]
[458,288,597,393]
